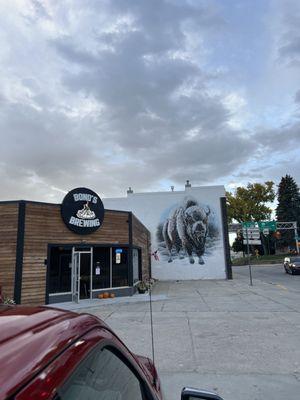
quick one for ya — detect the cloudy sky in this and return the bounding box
[0,0,299,202]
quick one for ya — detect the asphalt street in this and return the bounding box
[76,264,300,400]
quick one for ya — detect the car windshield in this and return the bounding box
[291,257,300,263]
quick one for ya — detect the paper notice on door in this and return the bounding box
[95,266,101,275]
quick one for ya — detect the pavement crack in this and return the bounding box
[103,311,115,320]
[185,312,197,367]
[196,289,212,311]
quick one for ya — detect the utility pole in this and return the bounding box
[295,223,299,254]
[246,227,253,286]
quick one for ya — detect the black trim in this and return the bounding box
[0,199,132,215]
[105,208,133,214]
[47,242,131,249]
[148,231,152,279]
[47,243,135,302]
[128,212,133,286]
[0,199,59,206]
[138,248,142,281]
[45,244,51,304]
[220,197,232,280]
[182,387,223,400]
[14,201,26,304]
[0,200,21,205]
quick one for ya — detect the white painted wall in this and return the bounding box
[104,185,226,280]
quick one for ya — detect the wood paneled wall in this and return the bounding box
[21,203,130,305]
[132,214,151,281]
[0,201,151,305]
[0,203,19,299]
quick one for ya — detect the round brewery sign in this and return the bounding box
[61,187,105,234]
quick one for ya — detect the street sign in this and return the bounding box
[258,221,276,232]
[242,228,260,239]
[243,239,261,245]
[242,221,257,228]
[243,226,261,245]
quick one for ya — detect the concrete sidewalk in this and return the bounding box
[71,264,300,400]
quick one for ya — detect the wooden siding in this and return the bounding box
[0,203,18,299]
[132,214,151,281]
[21,203,130,305]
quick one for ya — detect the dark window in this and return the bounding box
[93,247,111,289]
[57,347,146,400]
[112,248,129,287]
[133,248,141,284]
[49,247,72,293]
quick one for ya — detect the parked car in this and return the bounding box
[0,305,224,400]
[284,257,300,274]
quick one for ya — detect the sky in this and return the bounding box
[0,0,299,202]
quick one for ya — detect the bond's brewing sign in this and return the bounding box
[61,188,105,234]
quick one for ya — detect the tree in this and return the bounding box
[226,181,275,223]
[276,175,300,248]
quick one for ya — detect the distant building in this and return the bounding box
[104,183,231,281]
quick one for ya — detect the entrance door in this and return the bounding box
[71,247,93,303]
[72,251,80,303]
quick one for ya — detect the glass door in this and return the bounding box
[72,247,93,302]
[71,250,80,303]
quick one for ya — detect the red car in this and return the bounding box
[0,305,223,400]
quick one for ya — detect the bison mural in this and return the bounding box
[157,198,218,264]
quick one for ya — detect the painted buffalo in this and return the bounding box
[161,199,211,264]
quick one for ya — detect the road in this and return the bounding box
[75,264,300,400]
[234,263,300,292]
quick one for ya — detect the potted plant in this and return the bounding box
[0,286,15,305]
[3,297,15,305]
[136,281,148,294]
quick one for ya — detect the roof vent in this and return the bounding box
[171,186,174,192]
[185,180,191,188]
[127,187,133,194]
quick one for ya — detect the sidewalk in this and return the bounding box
[50,292,167,311]
[60,265,300,400]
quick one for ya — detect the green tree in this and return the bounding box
[226,181,275,223]
[276,175,300,248]
[232,232,244,253]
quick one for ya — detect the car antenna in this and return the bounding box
[148,278,157,386]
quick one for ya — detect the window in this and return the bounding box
[92,247,111,289]
[133,248,140,284]
[112,248,129,287]
[49,247,72,293]
[57,347,146,400]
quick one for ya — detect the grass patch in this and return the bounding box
[231,253,291,266]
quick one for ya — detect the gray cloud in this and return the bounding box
[0,0,299,202]
[277,1,300,65]
[255,121,300,154]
